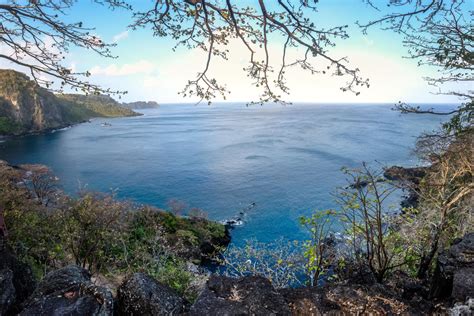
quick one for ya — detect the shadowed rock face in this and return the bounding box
[383,166,427,184]
[190,275,291,316]
[117,273,186,316]
[20,265,113,316]
[0,248,36,315]
[0,269,16,315]
[431,233,474,302]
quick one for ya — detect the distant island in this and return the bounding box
[121,101,160,109]
[0,69,141,136]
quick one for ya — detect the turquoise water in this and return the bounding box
[0,103,449,244]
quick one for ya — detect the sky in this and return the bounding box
[0,0,471,104]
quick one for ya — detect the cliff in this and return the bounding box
[0,69,139,135]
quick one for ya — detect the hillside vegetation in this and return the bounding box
[58,94,139,117]
[0,69,138,135]
[121,101,160,109]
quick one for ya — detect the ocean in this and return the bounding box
[0,103,449,244]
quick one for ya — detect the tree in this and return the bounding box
[1,0,369,103]
[62,191,129,273]
[131,0,369,103]
[361,0,473,133]
[337,164,407,283]
[0,0,129,94]
[300,209,337,286]
[360,0,473,278]
[20,164,59,207]
[400,129,473,278]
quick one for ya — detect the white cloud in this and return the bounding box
[112,30,129,43]
[90,60,157,77]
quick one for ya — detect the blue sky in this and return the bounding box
[2,0,471,103]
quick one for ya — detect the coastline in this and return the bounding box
[0,112,143,140]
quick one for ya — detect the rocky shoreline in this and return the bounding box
[384,165,428,209]
[0,157,472,315]
[1,233,472,315]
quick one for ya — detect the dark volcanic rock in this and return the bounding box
[200,226,231,263]
[20,265,113,316]
[0,269,16,315]
[117,273,186,316]
[0,248,36,314]
[384,166,427,184]
[190,275,290,316]
[384,166,428,209]
[280,286,340,315]
[431,233,474,302]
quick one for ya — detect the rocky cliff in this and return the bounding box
[0,69,138,135]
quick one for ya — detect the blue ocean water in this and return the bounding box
[0,103,449,244]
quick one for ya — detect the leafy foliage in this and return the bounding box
[0,162,227,298]
[300,209,337,286]
[0,116,21,134]
[57,94,138,118]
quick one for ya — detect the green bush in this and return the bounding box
[0,116,22,134]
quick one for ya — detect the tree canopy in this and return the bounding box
[0,0,472,105]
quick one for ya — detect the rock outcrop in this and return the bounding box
[431,233,474,302]
[383,165,427,184]
[0,69,138,135]
[384,165,428,208]
[117,273,186,316]
[20,265,113,316]
[190,275,290,315]
[0,248,36,315]
[0,269,16,315]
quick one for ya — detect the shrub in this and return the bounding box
[337,164,408,283]
[300,209,337,286]
[60,192,130,274]
[223,239,304,288]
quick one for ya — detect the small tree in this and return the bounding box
[300,209,337,286]
[20,164,59,207]
[188,207,208,220]
[402,131,473,278]
[337,163,406,283]
[167,198,188,216]
[61,191,129,274]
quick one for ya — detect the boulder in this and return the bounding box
[0,248,36,314]
[383,166,427,184]
[117,273,186,316]
[384,166,428,208]
[431,233,474,302]
[0,269,16,315]
[20,265,113,316]
[189,275,290,315]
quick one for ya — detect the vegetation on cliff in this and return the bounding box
[0,69,138,135]
[57,94,138,118]
[121,101,160,110]
[0,160,228,299]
